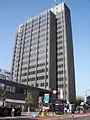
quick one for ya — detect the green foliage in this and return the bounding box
[0,89,6,100]
[25,92,38,106]
[76,96,84,106]
[25,92,34,105]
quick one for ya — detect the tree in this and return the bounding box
[25,92,35,115]
[0,89,6,106]
[76,96,84,106]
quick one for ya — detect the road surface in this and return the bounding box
[0,113,90,120]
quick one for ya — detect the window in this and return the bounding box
[21,79,26,82]
[65,91,67,95]
[57,21,61,25]
[38,49,45,54]
[29,71,35,75]
[38,63,45,67]
[57,40,63,44]
[57,52,63,56]
[46,82,48,86]
[58,64,63,68]
[11,86,15,93]
[37,69,45,73]
[15,87,24,94]
[58,46,63,49]
[46,75,48,79]
[30,58,36,63]
[65,76,67,80]
[6,85,10,92]
[36,83,38,87]
[0,83,5,90]
[57,36,62,39]
[41,83,44,87]
[58,77,63,81]
[37,76,44,80]
[57,26,62,29]
[58,71,63,74]
[58,58,63,62]
[38,43,45,48]
[29,65,36,69]
[65,84,67,87]
[38,55,45,60]
[22,67,27,70]
[58,84,64,88]
[57,30,62,34]
[28,77,35,81]
[22,72,27,76]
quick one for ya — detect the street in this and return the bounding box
[0,114,90,120]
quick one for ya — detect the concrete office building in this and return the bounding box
[0,68,11,80]
[11,3,76,102]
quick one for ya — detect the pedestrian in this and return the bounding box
[64,107,67,114]
[11,108,15,117]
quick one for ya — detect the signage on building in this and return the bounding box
[44,94,50,103]
[60,89,63,99]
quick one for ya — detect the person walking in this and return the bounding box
[11,108,15,117]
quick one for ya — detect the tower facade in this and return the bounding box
[11,3,76,102]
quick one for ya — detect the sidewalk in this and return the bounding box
[0,113,90,120]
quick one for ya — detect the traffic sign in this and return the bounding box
[44,94,50,103]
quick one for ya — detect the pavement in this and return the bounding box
[0,113,90,120]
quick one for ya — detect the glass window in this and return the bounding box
[46,82,48,86]
[30,58,36,62]
[38,63,45,67]
[0,83,5,90]
[37,69,45,73]
[38,55,45,60]
[58,71,63,74]
[58,64,63,68]
[57,30,62,34]
[21,79,26,82]
[37,76,44,80]
[58,84,64,88]
[41,83,44,87]
[57,36,62,39]
[11,86,15,93]
[22,72,27,76]
[38,49,45,54]
[6,85,10,92]
[22,67,27,70]
[65,91,67,95]
[29,71,35,75]
[58,77,63,81]
[58,46,63,49]
[29,65,36,69]
[57,52,63,56]
[28,77,35,81]
[58,58,63,62]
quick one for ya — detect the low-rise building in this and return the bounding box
[0,68,11,80]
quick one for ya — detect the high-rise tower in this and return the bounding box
[11,3,76,102]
